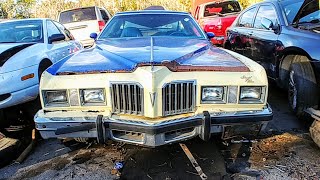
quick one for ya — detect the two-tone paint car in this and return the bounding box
[0,19,82,125]
[34,10,273,147]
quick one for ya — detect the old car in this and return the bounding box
[58,6,112,47]
[34,10,273,147]
[194,0,242,45]
[224,0,320,118]
[0,19,82,126]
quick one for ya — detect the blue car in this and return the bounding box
[0,19,82,121]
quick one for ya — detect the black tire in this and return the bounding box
[288,62,319,119]
[38,60,52,81]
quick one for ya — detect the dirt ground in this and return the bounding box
[0,87,319,180]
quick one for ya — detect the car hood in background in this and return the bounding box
[0,43,35,67]
[47,37,250,75]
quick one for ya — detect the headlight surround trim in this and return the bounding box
[201,86,227,104]
[80,88,106,106]
[43,90,69,107]
[239,86,266,104]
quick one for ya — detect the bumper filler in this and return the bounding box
[36,106,273,147]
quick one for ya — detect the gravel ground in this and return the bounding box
[0,86,319,180]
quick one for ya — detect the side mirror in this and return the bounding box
[48,34,65,44]
[261,17,274,30]
[90,33,98,40]
[206,32,215,39]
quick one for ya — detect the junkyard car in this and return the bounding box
[194,0,242,45]
[35,10,273,147]
[0,19,82,122]
[224,0,320,118]
[58,6,112,47]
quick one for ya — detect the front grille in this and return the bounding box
[111,83,143,115]
[163,81,196,116]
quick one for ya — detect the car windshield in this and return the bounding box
[280,0,320,24]
[59,7,97,24]
[99,14,205,39]
[0,20,43,43]
[204,1,241,17]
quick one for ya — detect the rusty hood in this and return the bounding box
[47,37,250,75]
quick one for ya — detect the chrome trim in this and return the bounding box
[200,86,227,104]
[239,86,266,104]
[162,80,196,116]
[110,82,144,115]
[79,88,106,106]
[42,89,70,107]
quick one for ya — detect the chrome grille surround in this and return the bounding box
[162,81,196,116]
[110,83,144,115]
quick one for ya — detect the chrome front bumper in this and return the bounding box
[35,105,273,147]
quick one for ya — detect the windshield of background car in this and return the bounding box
[0,20,43,43]
[99,14,205,39]
[59,7,97,24]
[280,0,320,24]
[204,1,241,17]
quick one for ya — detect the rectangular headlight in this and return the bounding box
[201,86,226,103]
[80,89,105,105]
[239,86,265,103]
[43,90,69,107]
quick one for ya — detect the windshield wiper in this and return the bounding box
[0,41,17,43]
[298,19,320,24]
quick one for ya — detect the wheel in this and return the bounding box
[0,109,10,129]
[288,62,319,118]
[310,120,320,148]
[74,137,89,143]
[38,60,52,81]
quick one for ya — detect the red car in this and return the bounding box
[194,0,242,45]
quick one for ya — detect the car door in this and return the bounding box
[229,7,257,58]
[46,20,71,63]
[54,21,82,55]
[250,4,280,75]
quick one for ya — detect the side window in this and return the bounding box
[47,20,62,38]
[54,21,74,40]
[238,7,257,28]
[100,9,109,22]
[254,5,278,29]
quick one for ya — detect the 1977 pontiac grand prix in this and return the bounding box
[34,10,273,147]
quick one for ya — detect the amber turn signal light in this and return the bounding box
[21,73,35,81]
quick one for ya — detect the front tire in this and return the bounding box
[288,63,319,119]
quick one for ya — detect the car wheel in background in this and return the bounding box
[288,62,319,119]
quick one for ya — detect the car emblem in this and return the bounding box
[150,92,156,107]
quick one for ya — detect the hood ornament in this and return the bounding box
[150,37,154,71]
[149,92,156,107]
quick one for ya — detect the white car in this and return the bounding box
[58,6,111,47]
[0,18,82,124]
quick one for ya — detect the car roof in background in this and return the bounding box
[0,18,47,24]
[116,10,189,16]
[60,6,99,13]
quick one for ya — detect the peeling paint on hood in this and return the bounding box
[47,37,249,75]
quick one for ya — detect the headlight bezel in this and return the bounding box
[201,86,227,104]
[80,88,106,106]
[239,86,266,104]
[42,90,69,107]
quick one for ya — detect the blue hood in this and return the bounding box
[47,37,249,75]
